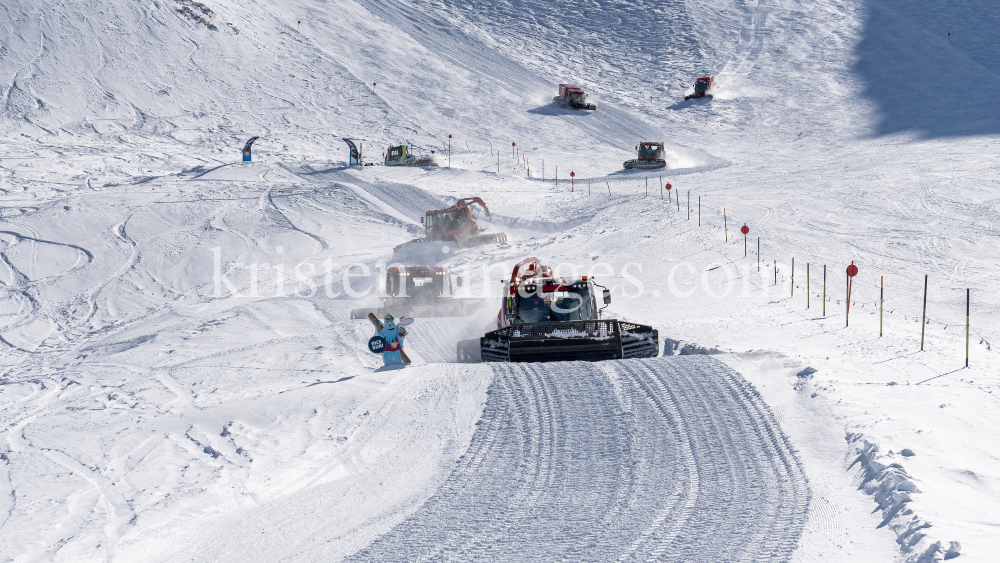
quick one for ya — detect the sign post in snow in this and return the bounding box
[846,262,858,327]
[570,171,575,192]
[741,224,749,257]
[448,134,452,167]
[921,274,928,350]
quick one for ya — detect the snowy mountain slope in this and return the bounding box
[854,0,1000,137]
[2,0,1000,560]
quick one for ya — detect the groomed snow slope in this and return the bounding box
[349,358,808,562]
[2,0,1000,561]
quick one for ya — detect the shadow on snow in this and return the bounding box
[853,0,1000,138]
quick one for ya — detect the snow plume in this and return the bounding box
[848,434,961,562]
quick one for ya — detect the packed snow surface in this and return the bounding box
[2,0,1000,560]
[350,357,808,562]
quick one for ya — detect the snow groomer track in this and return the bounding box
[349,356,809,561]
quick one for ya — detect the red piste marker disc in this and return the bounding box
[847,263,859,277]
[740,224,749,235]
[665,183,672,190]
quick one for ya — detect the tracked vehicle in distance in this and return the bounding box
[384,143,438,167]
[684,76,715,100]
[623,142,667,170]
[350,265,489,319]
[554,84,597,110]
[395,197,507,252]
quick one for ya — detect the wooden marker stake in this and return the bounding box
[846,262,858,328]
[921,274,928,350]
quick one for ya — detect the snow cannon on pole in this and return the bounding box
[242,137,258,162]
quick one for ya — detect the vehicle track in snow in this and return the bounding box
[348,356,809,561]
[718,0,770,83]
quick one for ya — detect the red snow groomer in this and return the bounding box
[623,142,667,170]
[684,76,715,100]
[471,257,659,363]
[395,197,507,251]
[555,84,598,110]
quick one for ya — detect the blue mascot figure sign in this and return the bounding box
[367,313,412,367]
[243,136,258,162]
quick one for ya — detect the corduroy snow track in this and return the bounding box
[348,356,810,561]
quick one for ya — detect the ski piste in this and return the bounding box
[0,0,993,560]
